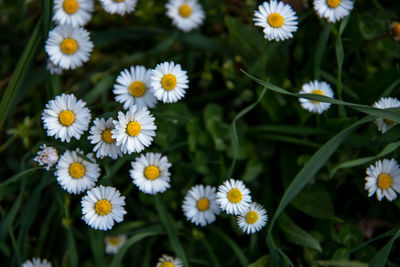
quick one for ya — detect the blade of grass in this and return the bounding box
[89,230,106,267]
[66,228,78,267]
[0,17,43,131]
[154,195,188,267]
[369,229,400,267]
[314,23,332,79]
[0,167,40,193]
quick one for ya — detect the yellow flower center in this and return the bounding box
[384,119,396,126]
[63,0,79,14]
[179,4,192,18]
[114,0,124,2]
[126,121,141,136]
[227,188,242,203]
[267,13,284,28]
[108,236,120,246]
[197,198,210,211]
[161,74,177,91]
[310,89,324,103]
[102,129,115,143]
[95,199,112,216]
[144,165,160,180]
[394,24,400,37]
[160,262,174,267]
[129,81,146,97]
[69,162,85,179]
[327,0,341,8]
[377,173,392,190]
[61,38,78,55]
[246,211,259,224]
[59,110,75,126]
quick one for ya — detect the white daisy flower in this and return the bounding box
[55,149,100,194]
[45,24,93,70]
[52,0,94,27]
[46,59,63,75]
[182,184,221,227]
[150,61,189,103]
[165,0,205,32]
[237,202,268,234]
[365,159,400,202]
[373,97,400,134]
[88,117,123,159]
[41,93,91,142]
[113,66,157,110]
[299,80,334,114]
[81,185,127,231]
[34,144,59,171]
[129,152,171,195]
[105,234,127,254]
[156,255,183,267]
[21,258,51,267]
[216,179,252,215]
[112,106,156,154]
[314,0,354,23]
[98,0,137,15]
[254,0,298,42]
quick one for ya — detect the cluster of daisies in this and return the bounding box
[45,0,204,73]
[254,0,354,42]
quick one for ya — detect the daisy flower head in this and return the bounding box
[165,0,205,32]
[182,184,221,227]
[313,0,354,23]
[88,117,123,159]
[45,24,93,70]
[299,80,334,114]
[41,93,91,142]
[130,152,171,195]
[52,0,94,27]
[373,97,400,134]
[253,0,298,42]
[150,61,189,103]
[365,158,400,201]
[237,202,268,234]
[156,255,183,267]
[55,148,100,194]
[105,234,127,254]
[111,106,156,154]
[46,59,63,75]
[113,66,157,110]
[216,179,252,215]
[99,0,137,15]
[81,185,127,231]
[21,258,51,267]
[34,144,59,171]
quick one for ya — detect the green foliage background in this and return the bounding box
[1,0,400,266]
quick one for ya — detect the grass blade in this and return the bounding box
[369,229,400,267]
[0,167,40,192]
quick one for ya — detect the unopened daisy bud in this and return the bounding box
[165,0,205,32]
[299,80,334,114]
[46,59,63,75]
[254,0,299,42]
[156,255,183,267]
[45,24,93,70]
[373,97,400,134]
[130,152,171,195]
[55,149,100,194]
[105,234,127,254]
[313,0,354,23]
[52,0,94,27]
[81,185,127,231]
[182,184,221,227]
[216,179,252,215]
[88,117,123,159]
[99,0,137,15]
[21,258,51,267]
[150,61,189,103]
[388,20,400,42]
[365,159,400,202]
[237,202,268,234]
[41,94,91,142]
[34,144,59,171]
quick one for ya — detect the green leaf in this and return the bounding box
[314,23,332,79]
[369,229,400,267]
[278,213,322,252]
[0,167,40,193]
[154,195,188,267]
[248,255,273,267]
[313,260,368,267]
[330,141,400,177]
